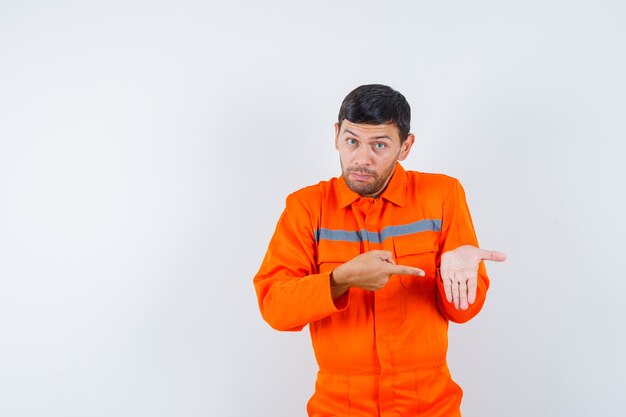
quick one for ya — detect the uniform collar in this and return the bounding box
[337,162,407,208]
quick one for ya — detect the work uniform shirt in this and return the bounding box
[254,163,490,417]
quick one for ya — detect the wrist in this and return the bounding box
[330,267,352,300]
[330,264,351,288]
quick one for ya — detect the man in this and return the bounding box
[254,84,506,416]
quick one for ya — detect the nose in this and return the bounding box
[353,143,373,167]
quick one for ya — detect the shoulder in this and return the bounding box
[405,170,462,194]
[285,176,340,208]
[281,177,339,226]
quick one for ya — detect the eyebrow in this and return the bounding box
[343,129,360,138]
[343,129,392,141]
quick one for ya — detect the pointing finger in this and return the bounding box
[389,264,425,276]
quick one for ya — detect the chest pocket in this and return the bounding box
[316,241,361,274]
[393,233,439,292]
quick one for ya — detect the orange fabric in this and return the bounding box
[254,163,489,417]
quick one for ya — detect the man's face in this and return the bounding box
[335,120,414,198]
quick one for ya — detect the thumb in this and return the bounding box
[478,248,507,262]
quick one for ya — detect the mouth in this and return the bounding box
[348,171,375,181]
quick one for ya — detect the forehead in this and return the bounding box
[339,120,401,141]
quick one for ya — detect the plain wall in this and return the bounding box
[1,1,624,416]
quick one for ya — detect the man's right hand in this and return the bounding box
[330,250,425,299]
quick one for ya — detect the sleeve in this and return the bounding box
[435,179,490,323]
[253,193,349,331]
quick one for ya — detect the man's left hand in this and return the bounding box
[440,245,506,310]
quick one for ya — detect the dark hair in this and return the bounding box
[338,84,411,142]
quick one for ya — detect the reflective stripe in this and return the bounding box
[315,219,441,244]
[316,229,362,243]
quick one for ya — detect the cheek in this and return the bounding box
[372,152,393,165]
[378,156,398,174]
[338,149,355,164]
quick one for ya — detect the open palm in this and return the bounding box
[440,245,506,310]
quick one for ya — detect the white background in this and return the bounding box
[1,1,625,416]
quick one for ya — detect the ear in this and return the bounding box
[398,133,415,161]
[334,122,340,150]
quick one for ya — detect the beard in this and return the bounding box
[342,162,396,197]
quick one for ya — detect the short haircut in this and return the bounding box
[338,84,411,142]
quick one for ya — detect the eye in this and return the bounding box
[346,138,358,146]
[374,142,386,150]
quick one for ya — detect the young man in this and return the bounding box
[254,84,505,417]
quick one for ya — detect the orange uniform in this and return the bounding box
[254,163,489,417]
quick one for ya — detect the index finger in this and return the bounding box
[388,264,425,277]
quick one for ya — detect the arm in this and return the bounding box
[253,194,344,331]
[436,180,506,323]
[254,194,426,331]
